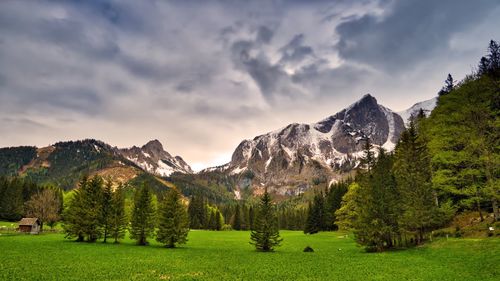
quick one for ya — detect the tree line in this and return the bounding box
[63,176,189,247]
[61,175,282,251]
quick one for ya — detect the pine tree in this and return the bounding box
[335,183,363,231]
[304,193,324,234]
[101,180,113,243]
[82,176,104,242]
[248,206,255,230]
[232,204,242,230]
[250,189,282,252]
[394,122,437,245]
[130,184,156,245]
[438,74,454,96]
[63,177,88,242]
[188,194,206,229]
[486,39,500,77]
[109,183,127,243]
[325,181,349,230]
[360,138,375,171]
[156,188,189,248]
[215,211,222,231]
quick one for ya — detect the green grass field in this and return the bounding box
[0,230,498,281]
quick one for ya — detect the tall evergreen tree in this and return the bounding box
[250,189,282,252]
[188,194,206,229]
[63,177,87,242]
[325,182,349,230]
[157,188,189,248]
[394,122,438,244]
[438,74,454,96]
[360,138,375,171]
[232,204,242,230]
[248,206,255,230]
[100,180,113,243]
[109,183,127,243]
[304,193,325,234]
[82,176,104,242]
[130,184,156,245]
[215,211,222,231]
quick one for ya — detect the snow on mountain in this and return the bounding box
[119,140,193,177]
[212,94,405,192]
[398,97,438,125]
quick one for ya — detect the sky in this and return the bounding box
[1,0,499,171]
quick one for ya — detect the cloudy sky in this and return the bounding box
[1,0,499,171]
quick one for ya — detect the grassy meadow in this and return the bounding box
[0,229,498,281]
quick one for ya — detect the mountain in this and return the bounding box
[398,97,438,125]
[203,94,407,196]
[0,139,192,190]
[119,139,193,176]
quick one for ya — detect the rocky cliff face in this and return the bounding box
[216,94,406,196]
[119,139,193,177]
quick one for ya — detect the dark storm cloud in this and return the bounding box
[336,0,500,70]
[279,34,314,64]
[256,26,274,44]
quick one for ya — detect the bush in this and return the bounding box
[455,226,463,238]
[221,224,233,231]
[303,246,314,252]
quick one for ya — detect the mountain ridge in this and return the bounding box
[199,94,437,198]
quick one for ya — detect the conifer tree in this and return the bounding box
[100,180,113,243]
[109,183,127,243]
[360,138,375,171]
[304,193,324,234]
[250,189,282,252]
[215,211,222,231]
[157,188,189,248]
[188,194,206,229]
[248,206,255,230]
[232,204,242,230]
[394,122,437,245]
[438,74,454,96]
[83,176,104,242]
[63,177,87,242]
[130,184,156,245]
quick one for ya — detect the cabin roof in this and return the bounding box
[19,218,40,226]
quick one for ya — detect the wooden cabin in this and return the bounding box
[18,218,41,234]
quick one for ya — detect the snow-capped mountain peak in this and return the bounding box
[119,140,193,177]
[215,94,405,195]
[398,97,438,125]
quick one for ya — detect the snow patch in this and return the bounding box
[380,105,396,151]
[156,160,175,177]
[230,166,247,175]
[234,190,241,200]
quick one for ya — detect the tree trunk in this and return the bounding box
[493,198,499,222]
[477,199,484,222]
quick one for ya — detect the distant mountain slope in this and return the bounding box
[398,97,438,125]
[0,139,193,191]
